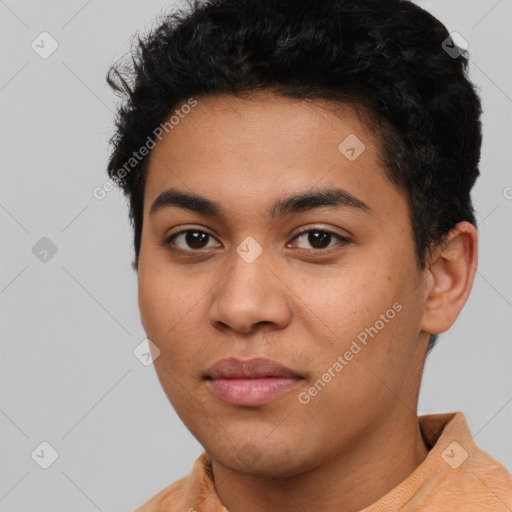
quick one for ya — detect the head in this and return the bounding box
[106,0,481,477]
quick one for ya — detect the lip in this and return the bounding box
[205,357,303,406]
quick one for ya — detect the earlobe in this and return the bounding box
[420,221,478,335]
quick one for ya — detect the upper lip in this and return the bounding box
[205,357,302,379]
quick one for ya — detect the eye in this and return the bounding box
[164,226,350,254]
[289,227,350,254]
[165,229,219,252]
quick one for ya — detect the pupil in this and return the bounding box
[187,231,208,249]
[309,231,330,249]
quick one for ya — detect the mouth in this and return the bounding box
[205,357,304,407]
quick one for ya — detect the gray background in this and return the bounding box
[0,0,511,510]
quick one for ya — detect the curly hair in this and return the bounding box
[106,0,483,353]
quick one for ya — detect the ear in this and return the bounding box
[420,221,478,336]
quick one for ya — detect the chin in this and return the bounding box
[208,439,319,478]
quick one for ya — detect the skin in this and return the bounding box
[137,92,478,512]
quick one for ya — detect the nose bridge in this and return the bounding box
[235,234,266,266]
[226,234,269,297]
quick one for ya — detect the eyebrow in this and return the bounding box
[149,187,372,220]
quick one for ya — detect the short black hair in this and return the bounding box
[106,0,483,353]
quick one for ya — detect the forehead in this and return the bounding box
[166,91,378,147]
[143,92,405,222]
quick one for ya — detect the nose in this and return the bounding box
[209,246,292,335]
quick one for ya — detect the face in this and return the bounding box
[138,92,430,477]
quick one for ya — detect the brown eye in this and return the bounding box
[290,228,350,253]
[165,230,218,251]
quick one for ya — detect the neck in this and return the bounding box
[211,406,429,512]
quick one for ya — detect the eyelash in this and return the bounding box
[164,226,351,256]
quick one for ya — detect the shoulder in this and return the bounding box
[462,444,512,507]
[134,452,218,512]
[421,411,512,510]
[135,475,190,512]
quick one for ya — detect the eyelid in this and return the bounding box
[289,225,351,255]
[293,224,351,239]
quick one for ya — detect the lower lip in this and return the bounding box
[207,377,302,406]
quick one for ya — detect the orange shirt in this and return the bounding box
[136,412,512,511]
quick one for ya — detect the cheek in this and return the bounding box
[306,269,391,338]
[305,263,417,379]
[138,268,190,349]
[137,272,202,407]
[138,267,212,367]
[138,273,171,339]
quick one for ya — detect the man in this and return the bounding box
[105,0,512,510]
